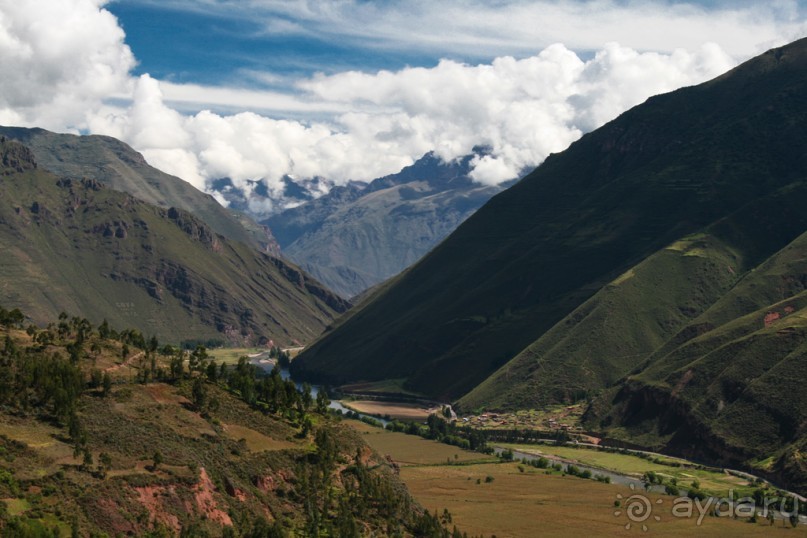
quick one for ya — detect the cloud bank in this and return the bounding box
[94,41,735,192]
[0,0,134,130]
[0,0,802,208]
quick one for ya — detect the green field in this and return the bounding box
[207,347,268,365]
[498,443,754,497]
[349,420,494,466]
[3,498,30,516]
[347,421,788,537]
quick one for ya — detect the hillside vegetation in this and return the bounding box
[0,138,348,345]
[292,38,807,493]
[293,38,807,398]
[0,126,278,254]
[0,307,467,537]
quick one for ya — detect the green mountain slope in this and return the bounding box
[0,138,348,344]
[461,175,807,410]
[292,38,807,403]
[0,126,278,253]
[584,227,807,493]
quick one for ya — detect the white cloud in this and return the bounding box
[0,0,134,131]
[87,41,735,190]
[287,41,735,184]
[0,0,800,206]
[138,0,807,59]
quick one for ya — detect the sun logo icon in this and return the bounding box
[613,483,663,531]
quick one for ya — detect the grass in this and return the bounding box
[501,444,675,474]
[347,421,494,466]
[341,401,434,421]
[498,444,752,497]
[402,462,786,537]
[3,498,30,516]
[207,347,268,365]
[348,419,794,536]
[348,419,787,536]
[0,421,78,476]
[221,423,298,452]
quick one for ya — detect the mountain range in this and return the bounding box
[263,151,511,298]
[0,126,281,255]
[292,38,807,491]
[0,136,347,345]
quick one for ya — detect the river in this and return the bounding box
[248,357,390,426]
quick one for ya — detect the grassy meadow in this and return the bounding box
[348,420,802,537]
[498,443,753,497]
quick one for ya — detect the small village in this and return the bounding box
[459,404,586,433]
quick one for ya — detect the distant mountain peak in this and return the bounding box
[264,149,513,298]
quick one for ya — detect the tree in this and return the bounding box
[192,377,207,411]
[97,452,113,478]
[89,369,103,389]
[102,372,112,397]
[82,449,93,471]
[98,319,111,339]
[189,345,208,372]
[152,450,163,470]
[315,389,330,414]
[170,351,184,381]
[301,383,313,412]
[206,360,218,382]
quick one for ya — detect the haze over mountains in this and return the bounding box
[263,151,513,298]
[292,38,807,490]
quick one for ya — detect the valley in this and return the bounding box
[348,420,799,537]
[2,4,807,535]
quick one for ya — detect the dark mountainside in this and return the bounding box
[291,39,807,491]
[0,126,280,254]
[0,137,348,345]
[264,152,511,298]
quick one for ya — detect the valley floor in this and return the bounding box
[348,420,805,537]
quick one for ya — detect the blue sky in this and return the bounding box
[2,0,806,209]
[106,0,807,94]
[108,1,434,87]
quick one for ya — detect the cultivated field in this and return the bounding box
[207,347,268,365]
[500,443,753,497]
[347,421,799,537]
[349,420,493,466]
[342,400,435,421]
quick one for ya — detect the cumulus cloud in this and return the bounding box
[91,42,734,190]
[0,0,134,130]
[0,0,794,206]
